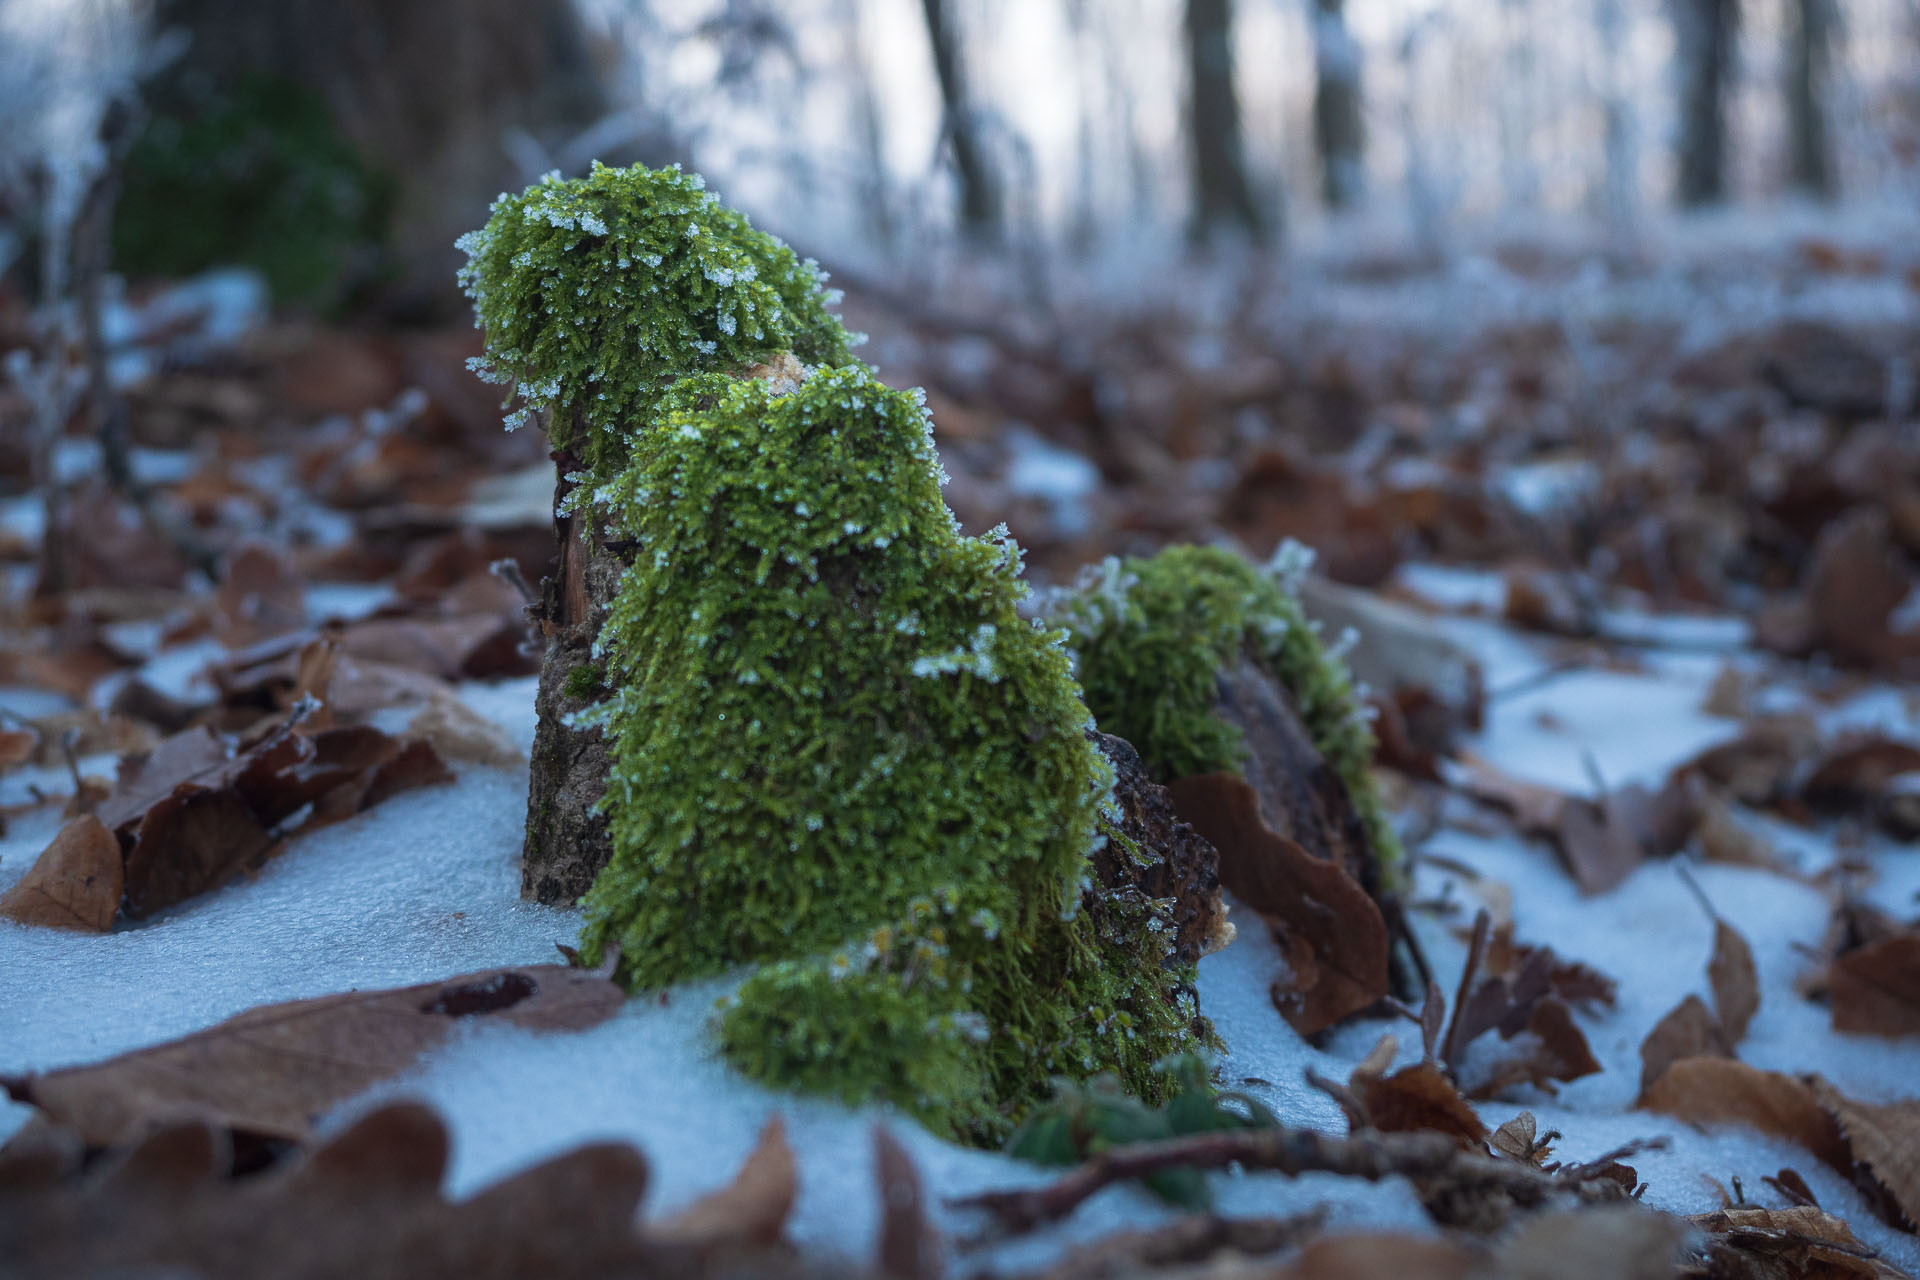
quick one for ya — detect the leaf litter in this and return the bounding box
[7,226,1920,1275]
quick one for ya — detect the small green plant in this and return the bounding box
[1006,1054,1278,1208]
[1038,543,1402,875]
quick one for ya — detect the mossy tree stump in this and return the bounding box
[461,164,1230,1140]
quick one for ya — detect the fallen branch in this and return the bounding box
[950,1123,1637,1238]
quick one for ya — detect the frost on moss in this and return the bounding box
[574,365,1207,1141]
[1039,543,1402,877]
[456,162,855,471]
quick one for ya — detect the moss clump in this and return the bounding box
[1040,544,1401,875]
[114,75,393,307]
[562,664,603,700]
[456,162,855,473]
[573,364,1207,1140]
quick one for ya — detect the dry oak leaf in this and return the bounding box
[0,963,622,1147]
[651,1115,798,1251]
[1827,931,1920,1039]
[0,815,122,932]
[0,1102,663,1280]
[1168,771,1389,1037]
[1808,1079,1920,1233]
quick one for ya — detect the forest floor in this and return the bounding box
[2,216,1918,1278]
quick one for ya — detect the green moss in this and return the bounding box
[456,162,855,473]
[1041,544,1402,877]
[1006,1054,1278,1208]
[563,664,603,700]
[572,366,1206,1141]
[113,75,393,307]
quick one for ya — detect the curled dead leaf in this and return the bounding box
[1169,771,1389,1037]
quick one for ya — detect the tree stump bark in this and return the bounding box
[521,453,625,906]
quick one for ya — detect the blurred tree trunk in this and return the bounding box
[837,0,895,248]
[1184,0,1268,242]
[1311,0,1364,210]
[919,0,1004,242]
[1785,0,1836,197]
[1671,0,1739,206]
[154,0,615,316]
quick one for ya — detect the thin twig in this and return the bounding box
[950,1123,1620,1240]
[1439,908,1491,1069]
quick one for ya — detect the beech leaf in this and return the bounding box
[0,963,623,1147]
[0,815,122,932]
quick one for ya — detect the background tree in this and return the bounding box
[1670,0,1740,205]
[1184,0,1268,241]
[920,0,1004,242]
[1785,0,1837,197]
[142,0,616,315]
[1311,0,1365,210]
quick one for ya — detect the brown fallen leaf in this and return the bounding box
[1757,505,1920,675]
[0,815,123,932]
[0,1102,666,1280]
[1710,919,1761,1045]
[1349,1055,1488,1150]
[87,681,454,921]
[1169,771,1389,1037]
[1468,997,1604,1099]
[1438,912,1605,1099]
[1808,1079,1920,1232]
[1641,993,1732,1100]
[0,727,35,772]
[1450,754,1646,894]
[1827,931,1920,1039]
[1499,1204,1689,1280]
[873,1126,941,1280]
[652,1116,797,1251]
[1688,1204,1909,1280]
[215,543,307,650]
[1266,1233,1483,1280]
[1638,1059,1851,1172]
[1020,1212,1326,1279]
[1489,1112,1555,1166]
[122,784,281,919]
[0,963,623,1147]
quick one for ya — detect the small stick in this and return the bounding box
[950,1122,1616,1239]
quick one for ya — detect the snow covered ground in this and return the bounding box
[2,585,1916,1273]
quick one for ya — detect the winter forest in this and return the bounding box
[2,0,1919,1276]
